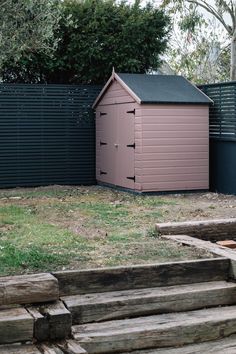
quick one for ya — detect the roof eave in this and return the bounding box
[185,77,214,104]
[140,100,212,105]
[92,72,213,108]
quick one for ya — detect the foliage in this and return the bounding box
[166,13,230,83]
[0,0,170,84]
[0,0,61,67]
[162,0,236,81]
[162,0,235,36]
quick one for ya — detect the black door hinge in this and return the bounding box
[100,112,107,116]
[100,141,107,146]
[126,109,135,114]
[100,170,107,175]
[126,176,135,182]
[126,143,135,149]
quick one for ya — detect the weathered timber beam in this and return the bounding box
[53,258,229,296]
[0,273,59,306]
[156,218,236,241]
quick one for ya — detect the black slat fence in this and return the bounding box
[200,82,236,138]
[0,84,101,188]
[200,82,236,195]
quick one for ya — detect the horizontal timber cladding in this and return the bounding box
[199,82,236,139]
[98,80,135,106]
[0,84,101,188]
[135,105,209,192]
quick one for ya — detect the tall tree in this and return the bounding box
[1,0,170,84]
[162,0,236,80]
[165,6,230,83]
[0,0,61,66]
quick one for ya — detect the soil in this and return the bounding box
[158,192,236,222]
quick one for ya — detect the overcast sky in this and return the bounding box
[129,0,231,24]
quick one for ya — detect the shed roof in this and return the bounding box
[93,72,212,108]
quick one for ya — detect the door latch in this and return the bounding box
[126,143,135,149]
[100,141,107,146]
[100,112,107,116]
[126,176,135,182]
[100,170,107,175]
[126,109,135,114]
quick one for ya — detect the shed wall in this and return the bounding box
[98,81,135,106]
[135,105,209,192]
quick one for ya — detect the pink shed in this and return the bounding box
[93,72,212,193]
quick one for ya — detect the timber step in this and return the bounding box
[0,340,87,354]
[0,306,34,344]
[0,301,71,345]
[0,257,233,350]
[72,305,236,353]
[0,273,59,306]
[53,258,229,296]
[123,334,236,353]
[63,280,236,324]
[27,300,72,342]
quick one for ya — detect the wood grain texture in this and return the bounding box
[123,334,236,354]
[157,218,236,241]
[0,344,41,354]
[63,280,236,324]
[72,305,236,353]
[57,340,88,353]
[0,289,4,307]
[0,273,59,306]
[53,258,229,296]
[40,344,64,354]
[162,235,236,261]
[40,301,72,340]
[0,307,34,344]
[98,80,135,106]
[27,306,49,341]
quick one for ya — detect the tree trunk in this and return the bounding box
[230,30,236,81]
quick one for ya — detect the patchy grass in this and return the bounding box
[0,185,226,275]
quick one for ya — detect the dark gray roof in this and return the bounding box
[118,73,212,104]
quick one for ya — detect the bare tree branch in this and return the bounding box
[218,0,236,30]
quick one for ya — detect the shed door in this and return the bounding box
[96,105,117,184]
[97,103,135,189]
[116,103,135,189]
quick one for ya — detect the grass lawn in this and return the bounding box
[1,185,234,276]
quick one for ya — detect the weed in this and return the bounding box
[146,226,158,238]
[0,241,69,275]
[0,186,215,274]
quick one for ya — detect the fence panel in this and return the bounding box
[0,84,101,188]
[200,82,236,195]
